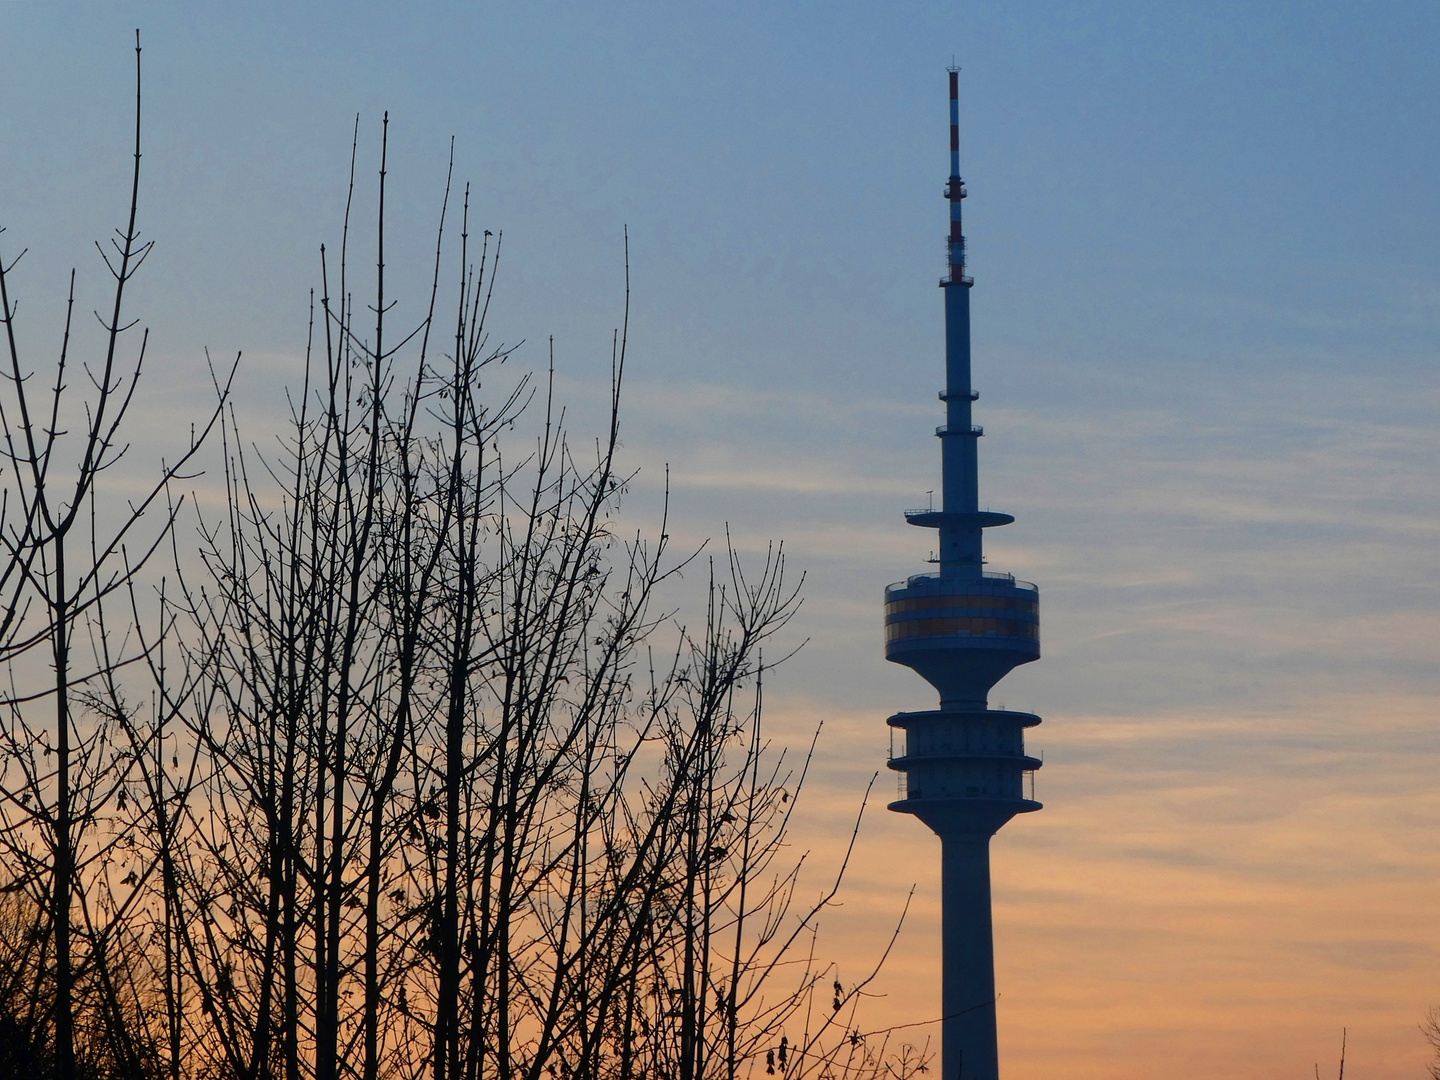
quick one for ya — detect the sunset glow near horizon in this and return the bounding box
[3,2,1438,1076]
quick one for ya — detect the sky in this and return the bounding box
[3,2,1439,1077]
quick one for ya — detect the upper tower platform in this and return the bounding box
[885,570,1038,710]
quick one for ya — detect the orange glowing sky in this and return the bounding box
[624,362,1440,1079]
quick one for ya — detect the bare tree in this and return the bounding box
[166,118,916,1080]
[3,49,918,1080]
[0,32,228,1080]
[1315,1029,1346,1080]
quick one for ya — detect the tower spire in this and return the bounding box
[948,67,966,280]
[881,68,1044,1080]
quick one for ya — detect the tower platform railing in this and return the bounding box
[887,571,1037,593]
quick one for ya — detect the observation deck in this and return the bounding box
[884,572,1039,709]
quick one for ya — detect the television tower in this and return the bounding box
[884,68,1042,1080]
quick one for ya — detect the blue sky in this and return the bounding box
[4,2,1439,1076]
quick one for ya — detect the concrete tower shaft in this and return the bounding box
[882,68,1043,1080]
